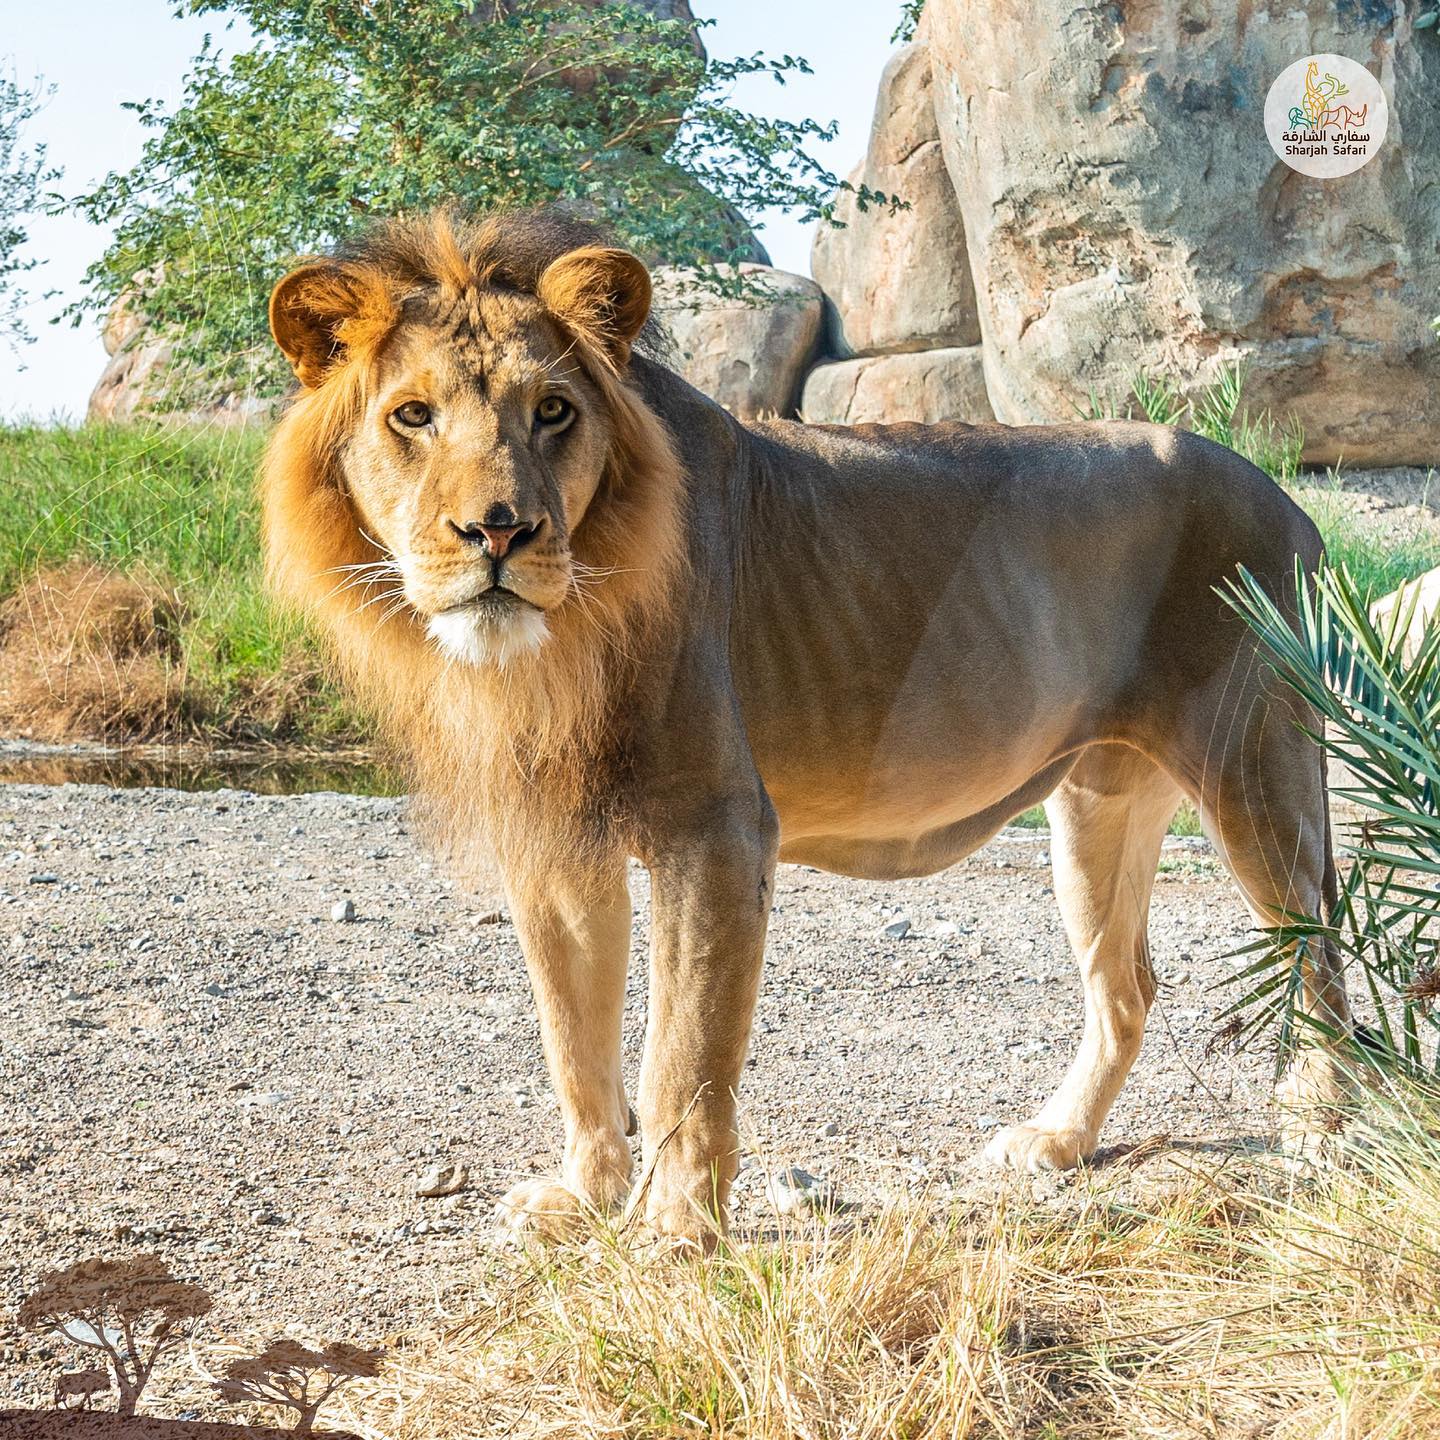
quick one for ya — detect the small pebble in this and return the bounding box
[415,1161,468,1199]
[766,1166,844,1216]
[240,1091,290,1108]
[331,899,356,923]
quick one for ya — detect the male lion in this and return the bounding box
[262,208,1350,1245]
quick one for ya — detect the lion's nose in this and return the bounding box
[449,514,542,560]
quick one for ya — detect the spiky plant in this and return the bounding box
[1223,562,1440,1075]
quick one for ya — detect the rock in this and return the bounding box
[801,347,993,426]
[414,1161,468,1199]
[1329,566,1440,822]
[927,0,1440,467]
[881,916,912,939]
[87,328,263,428]
[811,44,979,358]
[765,1166,842,1216]
[330,899,356,923]
[1370,566,1440,660]
[652,264,824,420]
[240,1091,290,1107]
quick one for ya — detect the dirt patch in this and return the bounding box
[0,1414,357,1440]
[0,781,1279,1418]
[0,566,191,743]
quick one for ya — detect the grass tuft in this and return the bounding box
[342,1094,1440,1440]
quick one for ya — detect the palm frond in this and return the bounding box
[1221,562,1440,1075]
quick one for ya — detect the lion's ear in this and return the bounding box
[269,262,393,389]
[536,246,651,366]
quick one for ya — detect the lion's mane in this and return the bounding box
[260,209,687,891]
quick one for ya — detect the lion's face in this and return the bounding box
[341,291,614,667]
[267,238,654,669]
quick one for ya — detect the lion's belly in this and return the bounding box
[765,749,1080,881]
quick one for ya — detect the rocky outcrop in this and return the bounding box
[652,265,823,419]
[89,287,187,424]
[927,0,1440,467]
[811,43,978,359]
[89,310,264,427]
[801,346,991,426]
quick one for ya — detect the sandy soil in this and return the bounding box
[0,782,1282,1408]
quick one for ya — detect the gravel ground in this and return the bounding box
[0,781,1279,1406]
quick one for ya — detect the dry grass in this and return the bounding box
[0,560,348,744]
[0,561,192,742]
[337,1097,1440,1440]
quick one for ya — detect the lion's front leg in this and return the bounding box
[497,864,634,1241]
[637,798,778,1247]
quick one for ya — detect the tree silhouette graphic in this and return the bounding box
[213,1339,384,1435]
[17,1253,212,1417]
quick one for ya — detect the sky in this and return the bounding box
[0,0,900,422]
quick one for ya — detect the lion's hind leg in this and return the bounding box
[986,745,1180,1173]
[1182,692,1353,1155]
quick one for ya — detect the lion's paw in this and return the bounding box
[983,1123,1092,1174]
[1274,1050,1353,1168]
[493,1178,591,1246]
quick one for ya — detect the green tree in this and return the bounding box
[0,71,58,351]
[71,1,894,406]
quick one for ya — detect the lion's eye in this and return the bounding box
[535,395,573,427]
[393,400,432,428]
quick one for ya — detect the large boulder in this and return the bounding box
[927,1,1440,467]
[801,346,993,426]
[811,43,978,358]
[653,265,824,419]
[88,334,175,425]
[88,318,265,427]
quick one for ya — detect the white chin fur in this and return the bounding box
[426,605,550,668]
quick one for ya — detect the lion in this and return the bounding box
[262,207,1351,1246]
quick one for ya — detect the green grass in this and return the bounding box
[1292,466,1440,600]
[0,420,360,742]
